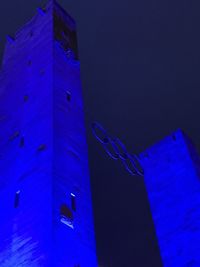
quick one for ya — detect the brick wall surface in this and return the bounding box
[0,1,97,266]
[140,130,200,267]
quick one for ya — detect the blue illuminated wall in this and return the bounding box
[141,130,200,266]
[0,1,97,266]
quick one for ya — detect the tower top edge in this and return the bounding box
[48,0,76,25]
[140,128,192,157]
[8,0,76,41]
[53,0,76,29]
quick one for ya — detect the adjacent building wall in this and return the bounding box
[141,130,200,267]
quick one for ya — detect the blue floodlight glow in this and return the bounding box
[0,1,97,266]
[140,129,200,266]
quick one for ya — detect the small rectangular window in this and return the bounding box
[20,137,25,147]
[66,91,71,102]
[37,144,46,151]
[9,131,20,141]
[71,193,76,212]
[14,190,20,208]
[24,95,29,102]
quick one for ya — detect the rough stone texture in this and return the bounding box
[0,1,97,266]
[140,130,200,267]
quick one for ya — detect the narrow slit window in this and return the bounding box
[14,190,20,208]
[71,193,76,212]
[9,131,20,141]
[37,144,46,152]
[20,137,25,147]
[172,135,176,141]
[28,60,32,66]
[24,95,29,102]
[66,91,71,102]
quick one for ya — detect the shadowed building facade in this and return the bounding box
[0,1,97,266]
[141,130,200,266]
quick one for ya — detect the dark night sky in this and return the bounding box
[1,0,200,266]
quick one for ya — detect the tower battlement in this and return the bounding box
[2,0,78,68]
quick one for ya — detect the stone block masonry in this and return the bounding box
[0,1,97,266]
[140,129,200,267]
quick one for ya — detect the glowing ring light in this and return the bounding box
[103,138,119,160]
[92,122,109,144]
[130,154,144,176]
[113,138,129,160]
[92,122,144,177]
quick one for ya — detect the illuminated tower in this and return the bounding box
[0,1,97,266]
[141,130,200,266]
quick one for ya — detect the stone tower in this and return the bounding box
[0,1,97,266]
[141,130,200,266]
